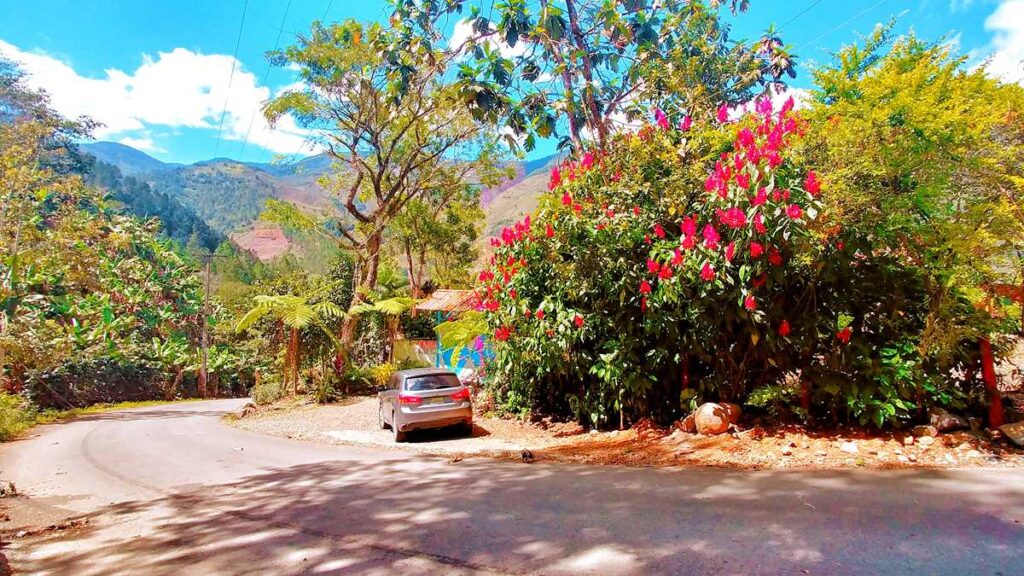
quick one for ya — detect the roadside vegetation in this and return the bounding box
[3,0,1024,446]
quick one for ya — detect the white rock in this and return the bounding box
[840,441,859,454]
[917,436,935,448]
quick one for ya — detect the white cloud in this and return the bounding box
[950,0,976,12]
[117,135,165,153]
[0,39,314,155]
[982,0,1024,84]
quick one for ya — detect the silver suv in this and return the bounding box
[378,369,473,442]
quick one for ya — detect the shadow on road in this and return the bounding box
[13,455,1024,575]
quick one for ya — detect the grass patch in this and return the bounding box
[1,396,205,441]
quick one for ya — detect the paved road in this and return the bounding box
[1,400,1023,575]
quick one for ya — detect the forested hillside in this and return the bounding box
[86,160,223,252]
[83,139,552,257]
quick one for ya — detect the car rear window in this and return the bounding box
[404,374,461,391]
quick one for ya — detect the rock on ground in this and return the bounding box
[694,403,731,435]
[929,407,968,432]
[912,425,939,438]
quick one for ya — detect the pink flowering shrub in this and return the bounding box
[471,97,983,428]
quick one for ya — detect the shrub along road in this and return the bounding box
[1,399,1022,575]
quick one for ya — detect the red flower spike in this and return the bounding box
[562,191,572,206]
[769,248,783,267]
[671,248,684,266]
[681,216,697,237]
[778,320,792,337]
[749,241,764,258]
[639,280,652,294]
[658,265,673,280]
[744,295,757,310]
[654,108,670,130]
[654,223,665,239]
[681,235,696,250]
[752,187,767,206]
[536,309,545,320]
[787,204,802,219]
[647,259,661,275]
[581,152,595,171]
[805,170,821,196]
[725,241,736,262]
[836,326,852,344]
[679,115,692,131]
[574,314,585,328]
[548,167,561,191]
[700,262,716,282]
[702,224,720,249]
[754,213,767,234]
[545,223,554,238]
[717,103,730,123]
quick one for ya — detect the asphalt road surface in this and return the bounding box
[1,399,1023,575]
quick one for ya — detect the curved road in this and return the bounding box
[1,399,1023,575]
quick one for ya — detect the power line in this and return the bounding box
[321,0,335,23]
[238,0,294,159]
[778,0,825,33]
[797,0,891,52]
[213,0,250,159]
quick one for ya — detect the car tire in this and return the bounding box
[392,415,407,443]
[378,403,389,429]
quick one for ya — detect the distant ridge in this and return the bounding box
[80,142,179,176]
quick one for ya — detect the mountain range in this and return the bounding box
[81,142,555,261]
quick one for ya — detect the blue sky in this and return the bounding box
[1,0,1021,164]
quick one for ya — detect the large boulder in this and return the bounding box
[677,413,697,434]
[928,407,967,432]
[694,403,730,435]
[999,421,1024,448]
[719,402,742,425]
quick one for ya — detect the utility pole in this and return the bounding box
[198,252,227,398]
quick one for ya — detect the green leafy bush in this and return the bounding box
[251,374,287,406]
[0,392,36,441]
[472,84,1016,428]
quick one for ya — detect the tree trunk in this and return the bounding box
[565,0,606,147]
[291,327,300,395]
[168,368,183,401]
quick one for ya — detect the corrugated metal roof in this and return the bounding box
[415,289,478,312]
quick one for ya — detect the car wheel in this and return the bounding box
[392,414,407,442]
[378,403,389,429]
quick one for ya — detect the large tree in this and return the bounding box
[263,14,504,357]
[421,0,796,153]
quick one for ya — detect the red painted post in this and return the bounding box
[979,337,1003,429]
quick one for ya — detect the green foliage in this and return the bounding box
[0,63,246,408]
[252,374,288,406]
[438,0,795,152]
[368,363,397,387]
[86,160,223,251]
[471,38,1024,429]
[0,392,35,441]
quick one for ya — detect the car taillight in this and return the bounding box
[450,388,471,402]
[398,394,422,405]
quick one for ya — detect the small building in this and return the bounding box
[396,289,488,380]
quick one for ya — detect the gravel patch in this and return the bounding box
[230,396,582,459]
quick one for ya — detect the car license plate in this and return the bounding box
[425,397,448,405]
